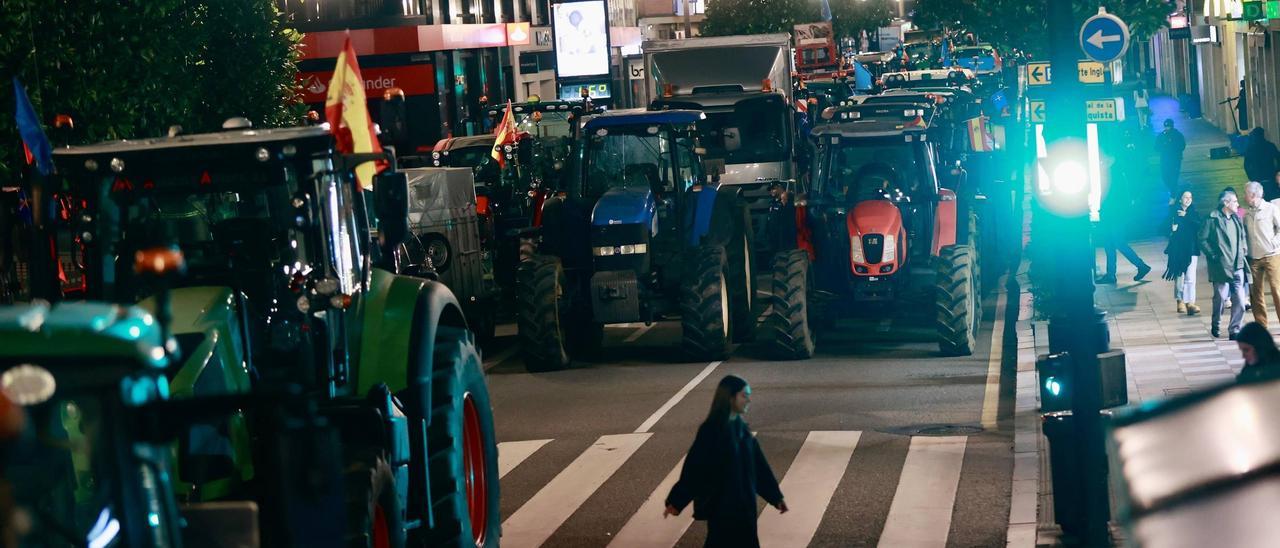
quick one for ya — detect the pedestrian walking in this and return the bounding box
[665,375,787,547]
[1096,151,1152,284]
[1156,119,1187,196]
[1243,181,1280,329]
[1164,189,1201,315]
[1133,87,1150,130]
[1244,127,1280,200]
[1235,322,1280,382]
[1200,189,1251,339]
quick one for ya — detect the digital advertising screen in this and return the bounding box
[552,0,610,79]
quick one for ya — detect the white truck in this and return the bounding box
[642,33,796,189]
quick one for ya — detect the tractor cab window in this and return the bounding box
[698,100,789,165]
[816,138,928,204]
[449,146,500,183]
[584,125,679,198]
[674,134,702,189]
[321,170,363,295]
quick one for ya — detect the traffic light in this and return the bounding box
[1037,352,1074,412]
[1035,134,1100,218]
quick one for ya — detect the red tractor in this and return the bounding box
[762,103,982,359]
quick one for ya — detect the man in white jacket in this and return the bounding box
[1243,181,1280,327]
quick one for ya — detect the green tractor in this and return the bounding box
[4,125,501,546]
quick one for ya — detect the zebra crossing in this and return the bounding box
[495,428,992,547]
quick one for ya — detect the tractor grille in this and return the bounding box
[863,234,885,264]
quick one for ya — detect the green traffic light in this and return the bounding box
[1051,160,1088,195]
[1045,376,1063,397]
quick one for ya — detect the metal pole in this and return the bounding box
[1044,0,1110,544]
[683,0,693,38]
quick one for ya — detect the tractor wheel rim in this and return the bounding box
[463,393,488,545]
[373,503,391,548]
[720,271,730,338]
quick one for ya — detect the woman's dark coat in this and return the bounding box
[666,417,783,520]
[1163,202,1201,280]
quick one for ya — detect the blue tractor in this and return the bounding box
[516,109,757,371]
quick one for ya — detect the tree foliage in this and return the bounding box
[0,0,303,180]
[914,0,1175,55]
[701,0,894,39]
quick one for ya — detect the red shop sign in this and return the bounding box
[298,64,436,104]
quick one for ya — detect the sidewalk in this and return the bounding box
[1007,99,1253,547]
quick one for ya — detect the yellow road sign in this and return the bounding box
[1086,99,1118,122]
[1077,61,1105,84]
[1030,100,1046,123]
[1027,62,1051,86]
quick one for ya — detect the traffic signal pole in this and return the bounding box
[1044,0,1111,544]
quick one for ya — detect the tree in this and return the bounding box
[0,0,303,181]
[914,0,1174,56]
[700,0,822,37]
[830,0,894,42]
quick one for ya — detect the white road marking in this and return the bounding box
[634,361,722,434]
[497,439,552,478]
[878,436,968,548]
[502,433,651,548]
[624,323,654,343]
[608,457,692,547]
[759,431,862,548]
[982,288,1008,430]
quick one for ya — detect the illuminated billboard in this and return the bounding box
[552,0,611,79]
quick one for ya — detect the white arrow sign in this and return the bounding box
[1085,29,1122,49]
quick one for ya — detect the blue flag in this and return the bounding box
[819,0,832,21]
[13,77,53,176]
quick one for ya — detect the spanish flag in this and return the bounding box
[490,101,516,169]
[325,37,383,191]
[966,116,994,153]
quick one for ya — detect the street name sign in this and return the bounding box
[1077,61,1105,84]
[1030,100,1046,123]
[1079,10,1130,63]
[1085,99,1118,122]
[1028,63,1051,86]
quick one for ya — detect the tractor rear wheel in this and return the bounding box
[346,449,406,548]
[936,245,980,356]
[682,245,732,361]
[762,249,815,360]
[517,255,571,372]
[426,327,501,547]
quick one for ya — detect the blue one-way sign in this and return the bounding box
[1079,10,1129,63]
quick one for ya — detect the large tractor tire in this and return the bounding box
[346,449,406,548]
[426,327,502,547]
[516,255,571,372]
[936,245,981,356]
[682,245,732,361]
[762,249,816,360]
[724,215,756,344]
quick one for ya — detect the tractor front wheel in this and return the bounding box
[346,449,406,548]
[682,245,732,361]
[936,245,981,356]
[762,249,815,360]
[426,327,501,547]
[516,255,572,372]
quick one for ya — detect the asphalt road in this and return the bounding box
[481,283,1017,547]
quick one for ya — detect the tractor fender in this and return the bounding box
[932,189,958,256]
[687,185,739,247]
[352,268,469,426]
[539,194,592,271]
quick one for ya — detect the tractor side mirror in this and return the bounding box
[374,171,410,249]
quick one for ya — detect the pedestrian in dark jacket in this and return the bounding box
[665,375,787,547]
[1244,127,1280,200]
[1097,148,1152,283]
[1164,189,1201,315]
[1156,119,1187,195]
[1200,189,1252,339]
[1236,322,1280,382]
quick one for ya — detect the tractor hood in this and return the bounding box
[139,286,238,337]
[0,302,167,369]
[847,200,902,236]
[138,286,251,396]
[591,187,656,228]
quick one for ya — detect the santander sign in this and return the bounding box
[298,65,436,104]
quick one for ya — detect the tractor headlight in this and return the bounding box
[882,235,896,262]
[594,244,647,256]
[432,152,441,159]
[850,235,865,264]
